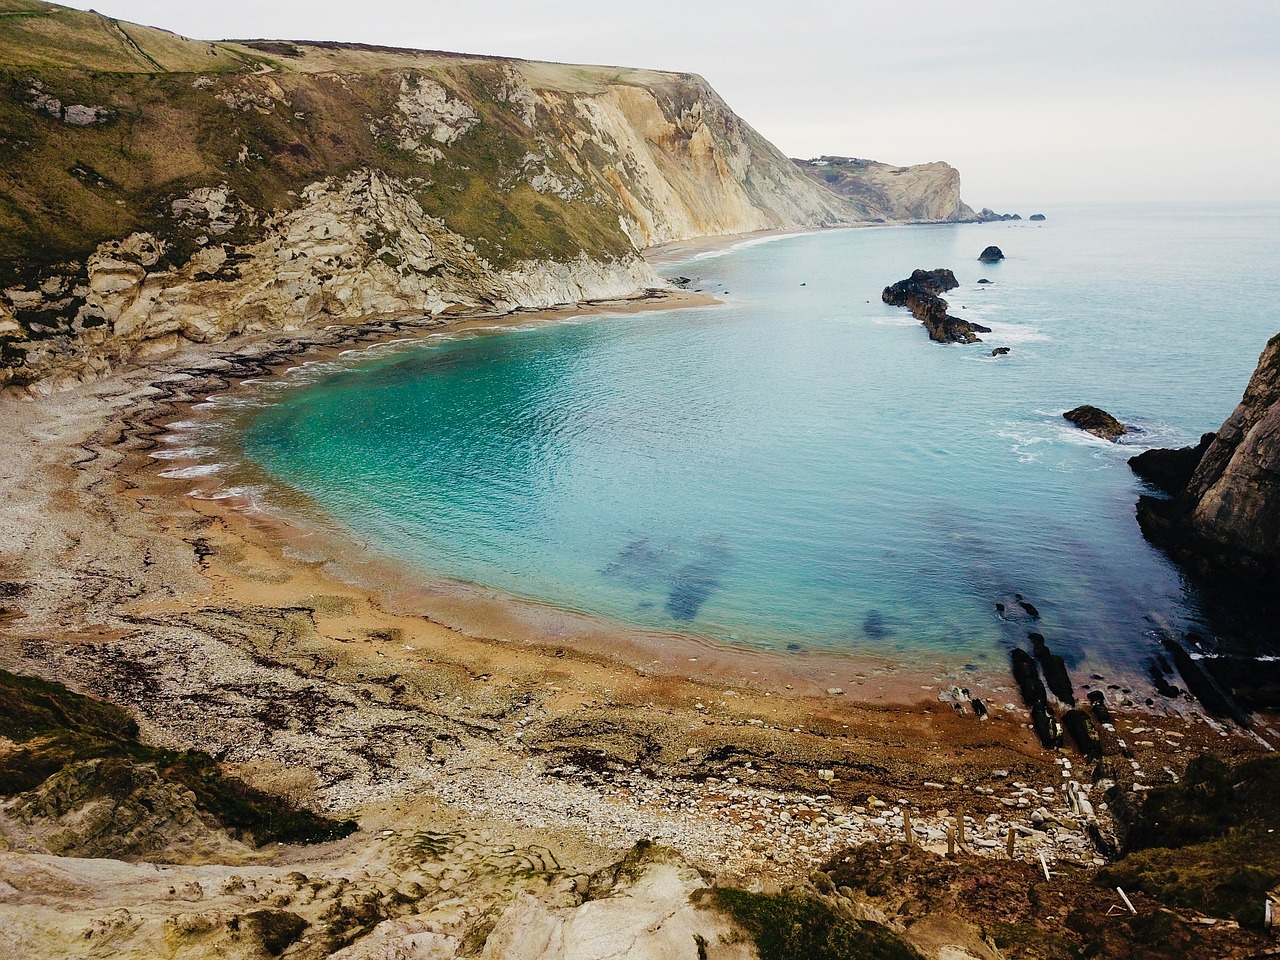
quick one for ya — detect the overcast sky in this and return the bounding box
[58,0,1280,207]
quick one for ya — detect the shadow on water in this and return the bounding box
[602,534,734,623]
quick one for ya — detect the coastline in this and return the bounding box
[1,262,1274,902]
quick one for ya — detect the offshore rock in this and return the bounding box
[1129,433,1215,495]
[1029,214,1047,221]
[977,245,1005,262]
[881,268,990,344]
[1063,404,1127,441]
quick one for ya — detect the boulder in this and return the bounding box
[1063,404,1127,441]
[1029,213,1047,221]
[977,278,992,284]
[977,245,1005,262]
[991,347,1010,357]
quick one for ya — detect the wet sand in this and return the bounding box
[1,281,1274,899]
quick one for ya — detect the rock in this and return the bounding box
[1062,709,1102,760]
[1063,404,1128,441]
[977,278,992,284]
[1029,213,1047,221]
[826,687,845,696]
[977,245,1005,262]
[991,346,1010,356]
[1010,648,1047,710]
[793,155,976,221]
[1032,703,1063,749]
[975,208,1021,222]
[1128,433,1215,496]
[881,268,990,344]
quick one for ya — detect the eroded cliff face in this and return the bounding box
[0,4,860,390]
[1134,334,1280,640]
[792,156,976,222]
[1183,334,1280,572]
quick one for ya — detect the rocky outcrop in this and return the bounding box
[792,156,976,222]
[1129,433,1215,495]
[1029,214,1046,221]
[978,245,1005,262]
[1135,334,1280,598]
[1063,404,1127,441]
[882,268,990,344]
[0,3,887,391]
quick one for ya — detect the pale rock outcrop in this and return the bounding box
[794,156,975,222]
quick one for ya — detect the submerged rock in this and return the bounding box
[881,268,990,344]
[977,245,1005,262]
[1063,404,1127,441]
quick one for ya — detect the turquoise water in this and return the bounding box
[197,203,1280,672]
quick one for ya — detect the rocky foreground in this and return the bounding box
[882,268,992,344]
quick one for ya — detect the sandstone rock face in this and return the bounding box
[793,156,976,221]
[1063,405,1127,441]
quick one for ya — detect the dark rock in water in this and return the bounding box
[1087,690,1114,726]
[666,276,694,288]
[1029,213,1047,221]
[881,268,990,344]
[1010,648,1047,710]
[1162,634,1250,726]
[1128,433,1215,497]
[977,245,1005,262]
[991,347,1010,356]
[1063,404,1128,441]
[970,697,988,718]
[1018,599,1040,619]
[1030,633,1076,704]
[1032,703,1062,749]
[1063,708,1102,759]
[976,208,1021,222]
[994,602,1005,613]
[1149,661,1181,698]
[977,278,992,284]
[862,609,891,641]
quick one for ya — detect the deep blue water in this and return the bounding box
[190,203,1280,673]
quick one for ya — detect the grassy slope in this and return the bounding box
[0,668,356,845]
[0,0,636,299]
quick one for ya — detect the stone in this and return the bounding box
[1063,404,1128,441]
[1029,213,1047,221]
[977,245,1005,262]
[991,347,1010,356]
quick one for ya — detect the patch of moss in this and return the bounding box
[1097,753,1280,928]
[0,669,356,845]
[710,887,924,960]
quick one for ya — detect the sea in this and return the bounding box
[174,202,1280,686]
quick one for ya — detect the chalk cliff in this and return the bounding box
[0,2,868,390]
[793,156,976,222]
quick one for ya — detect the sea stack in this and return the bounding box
[882,269,991,344]
[978,246,1005,263]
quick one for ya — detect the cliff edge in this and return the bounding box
[0,1,869,390]
[792,156,976,222]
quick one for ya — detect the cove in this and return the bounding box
[202,203,1280,675]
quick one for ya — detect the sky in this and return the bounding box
[56,0,1280,207]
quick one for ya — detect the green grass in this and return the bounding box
[1098,754,1280,928]
[0,669,356,845]
[710,888,925,960]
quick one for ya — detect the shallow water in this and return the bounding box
[190,202,1280,675]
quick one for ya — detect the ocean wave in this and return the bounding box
[689,232,808,262]
[158,463,224,479]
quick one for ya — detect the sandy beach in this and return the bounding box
[1,281,1275,956]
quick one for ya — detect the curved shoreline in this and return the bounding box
[1,277,1274,903]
